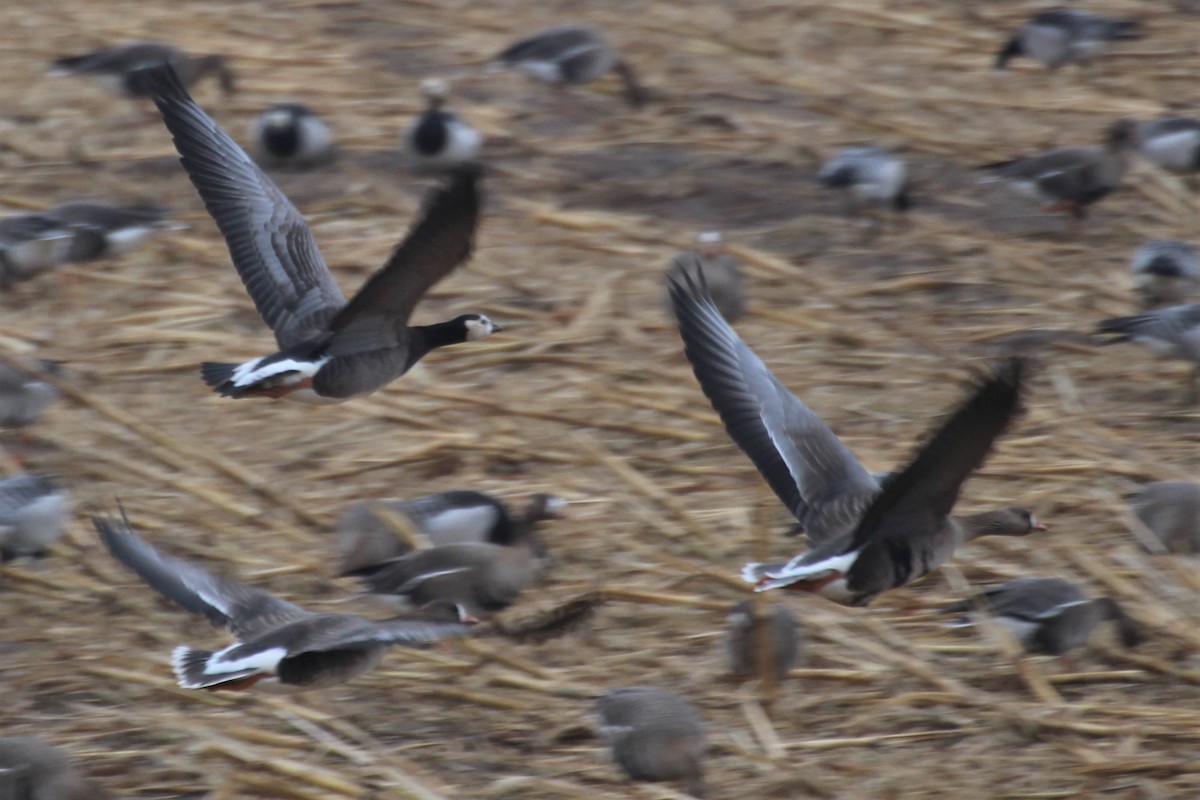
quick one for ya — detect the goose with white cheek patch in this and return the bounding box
[406,79,482,166]
[491,25,647,109]
[995,9,1140,71]
[94,510,472,691]
[1129,239,1199,308]
[668,271,1042,607]
[251,104,336,169]
[818,147,911,214]
[130,64,497,404]
[49,41,235,98]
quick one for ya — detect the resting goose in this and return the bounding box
[0,359,58,430]
[995,8,1140,70]
[0,475,70,561]
[251,104,336,169]
[0,737,107,800]
[1096,303,1200,400]
[944,577,1141,655]
[817,147,911,213]
[980,119,1138,228]
[1130,240,1199,308]
[50,41,234,98]
[337,491,565,574]
[668,273,1041,606]
[0,214,76,287]
[131,64,496,404]
[492,25,647,108]
[405,79,482,166]
[725,600,803,681]
[596,687,706,798]
[665,232,745,322]
[94,510,471,691]
[1129,480,1200,553]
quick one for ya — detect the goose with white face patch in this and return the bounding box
[669,271,1043,606]
[251,104,336,169]
[406,79,482,166]
[50,41,234,98]
[1130,240,1200,308]
[94,510,472,691]
[132,64,497,404]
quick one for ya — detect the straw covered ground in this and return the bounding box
[5,0,1200,797]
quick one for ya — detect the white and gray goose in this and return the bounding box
[669,272,1042,606]
[132,64,497,404]
[251,104,336,168]
[491,25,647,108]
[405,79,482,166]
[995,8,1140,71]
[1130,239,1199,308]
[0,474,70,561]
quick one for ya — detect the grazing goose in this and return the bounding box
[1129,480,1200,553]
[1096,303,1200,400]
[492,25,647,108]
[1136,118,1200,173]
[725,600,803,681]
[817,147,911,213]
[50,41,234,98]
[0,359,59,430]
[0,214,77,287]
[0,737,107,800]
[668,273,1040,606]
[251,104,336,169]
[665,232,745,322]
[944,577,1141,655]
[131,64,496,404]
[337,491,566,574]
[980,119,1138,229]
[94,510,471,691]
[1130,240,1200,308]
[405,79,483,166]
[596,688,706,798]
[0,475,70,561]
[995,8,1140,70]
[49,201,185,262]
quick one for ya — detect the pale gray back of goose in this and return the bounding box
[725,600,803,680]
[0,475,69,560]
[818,147,910,210]
[1137,118,1200,173]
[1130,480,1200,553]
[0,737,105,800]
[596,687,706,797]
[1130,240,1200,307]
[1097,303,1200,363]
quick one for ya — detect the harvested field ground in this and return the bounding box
[5,0,1200,798]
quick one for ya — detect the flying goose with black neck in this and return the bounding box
[131,64,496,404]
[669,272,1042,606]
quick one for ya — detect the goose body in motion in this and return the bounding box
[132,64,496,404]
[251,104,336,169]
[668,272,1041,606]
[818,147,911,213]
[50,41,234,98]
[1130,240,1199,308]
[94,510,472,691]
[492,25,647,108]
[49,201,185,262]
[995,8,1140,70]
[1137,118,1200,174]
[1129,480,1200,553]
[1096,303,1200,400]
[405,79,482,166]
[944,577,1141,655]
[0,475,70,561]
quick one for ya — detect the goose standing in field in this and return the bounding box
[995,8,1140,70]
[596,687,706,798]
[0,475,70,561]
[944,577,1141,655]
[337,491,566,574]
[94,510,472,691]
[1130,240,1199,308]
[665,232,745,322]
[1095,303,1200,400]
[0,359,59,430]
[980,119,1139,231]
[250,104,336,169]
[491,25,647,109]
[1136,117,1200,173]
[50,41,234,98]
[405,79,482,167]
[0,214,77,287]
[818,147,911,215]
[0,737,107,800]
[49,201,185,262]
[668,273,1042,606]
[131,64,496,404]
[725,600,804,681]
[1129,480,1200,553]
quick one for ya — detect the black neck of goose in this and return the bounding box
[995,37,1022,69]
[614,60,647,109]
[405,319,470,369]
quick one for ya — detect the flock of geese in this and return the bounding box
[5,6,1200,798]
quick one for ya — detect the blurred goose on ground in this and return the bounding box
[725,600,804,681]
[668,273,1041,606]
[0,359,59,431]
[491,25,647,108]
[1136,117,1200,173]
[50,41,234,98]
[1129,480,1200,553]
[131,64,496,404]
[250,104,336,169]
[1096,303,1200,400]
[337,491,566,574]
[596,687,706,798]
[665,232,745,322]
[944,577,1141,655]
[818,147,911,216]
[980,119,1138,231]
[49,201,185,262]
[94,510,472,691]
[0,736,107,800]
[995,8,1140,70]
[405,79,482,167]
[0,475,70,561]
[1130,240,1199,308]
[0,214,77,287]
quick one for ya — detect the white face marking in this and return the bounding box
[464,316,497,342]
[262,109,297,129]
[421,78,449,99]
